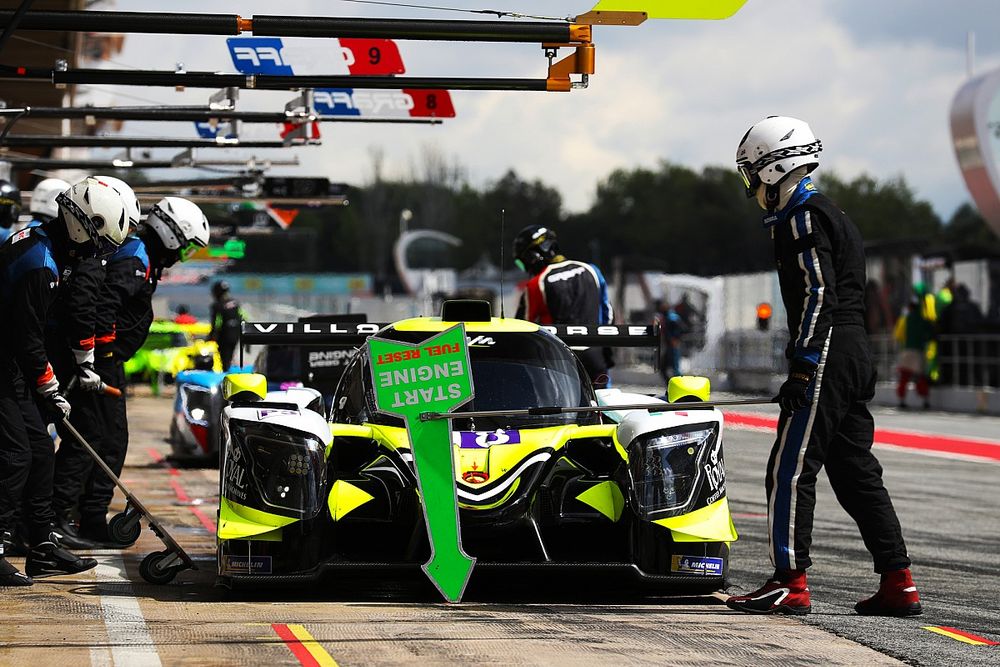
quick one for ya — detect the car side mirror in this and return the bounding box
[222,373,267,402]
[667,376,711,403]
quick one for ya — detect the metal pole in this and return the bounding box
[1,157,301,170]
[1,135,319,148]
[0,106,444,124]
[0,10,581,43]
[45,69,550,92]
[0,0,36,57]
[252,15,577,43]
[966,31,975,79]
[419,398,777,421]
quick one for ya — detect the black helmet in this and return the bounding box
[212,280,230,298]
[512,225,559,275]
[0,180,22,230]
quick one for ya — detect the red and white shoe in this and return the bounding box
[855,568,922,617]
[726,569,811,615]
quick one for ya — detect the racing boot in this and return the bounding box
[726,569,810,615]
[855,568,922,617]
[52,513,102,550]
[3,526,30,558]
[78,514,117,547]
[0,531,33,587]
[25,532,98,579]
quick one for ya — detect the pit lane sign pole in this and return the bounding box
[419,397,777,421]
[367,324,476,603]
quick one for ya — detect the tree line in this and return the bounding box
[242,157,999,280]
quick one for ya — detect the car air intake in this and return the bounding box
[440,299,492,322]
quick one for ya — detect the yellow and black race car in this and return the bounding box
[215,301,737,593]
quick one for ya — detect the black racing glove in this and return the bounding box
[73,348,102,392]
[39,392,72,423]
[776,358,817,413]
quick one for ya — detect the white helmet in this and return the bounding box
[147,196,210,261]
[29,178,71,220]
[94,175,141,228]
[736,116,822,198]
[56,177,129,254]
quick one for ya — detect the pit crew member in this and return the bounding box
[210,280,244,370]
[0,180,21,245]
[0,177,127,585]
[59,197,209,545]
[513,225,614,387]
[27,178,71,229]
[47,177,141,546]
[726,116,921,617]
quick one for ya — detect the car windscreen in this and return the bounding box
[375,328,596,429]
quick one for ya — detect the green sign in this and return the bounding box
[207,238,247,259]
[367,324,475,602]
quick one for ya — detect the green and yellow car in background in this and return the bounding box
[125,320,222,384]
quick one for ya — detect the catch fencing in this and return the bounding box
[722,330,1000,390]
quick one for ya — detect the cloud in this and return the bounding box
[93,0,1000,220]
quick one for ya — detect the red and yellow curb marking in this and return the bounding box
[273,623,339,666]
[924,626,999,646]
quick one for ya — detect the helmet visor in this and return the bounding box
[179,239,202,262]
[737,163,761,199]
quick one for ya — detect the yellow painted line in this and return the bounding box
[924,626,999,646]
[287,624,339,666]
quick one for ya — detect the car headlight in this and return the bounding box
[229,421,326,519]
[628,424,717,518]
[181,385,212,425]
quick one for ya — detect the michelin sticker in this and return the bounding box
[223,555,273,575]
[671,555,724,576]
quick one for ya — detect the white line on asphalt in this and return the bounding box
[92,556,162,667]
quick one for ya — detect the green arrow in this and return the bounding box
[409,418,475,602]
[367,325,476,602]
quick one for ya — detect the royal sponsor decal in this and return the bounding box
[703,434,726,497]
[671,555,724,576]
[223,440,248,503]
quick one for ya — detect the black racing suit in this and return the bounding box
[515,258,614,387]
[59,236,154,526]
[765,177,909,574]
[48,255,107,520]
[210,296,243,369]
[0,227,67,544]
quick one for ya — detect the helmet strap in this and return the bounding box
[764,185,780,211]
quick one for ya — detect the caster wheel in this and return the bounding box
[108,511,142,546]
[140,550,179,584]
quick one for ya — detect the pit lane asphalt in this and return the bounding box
[1,384,996,665]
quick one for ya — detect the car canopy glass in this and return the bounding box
[361,328,597,429]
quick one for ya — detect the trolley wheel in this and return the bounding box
[140,550,179,585]
[108,511,142,546]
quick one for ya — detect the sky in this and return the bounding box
[65,0,1000,220]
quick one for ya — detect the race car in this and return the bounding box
[169,315,364,463]
[216,302,737,593]
[125,320,221,383]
